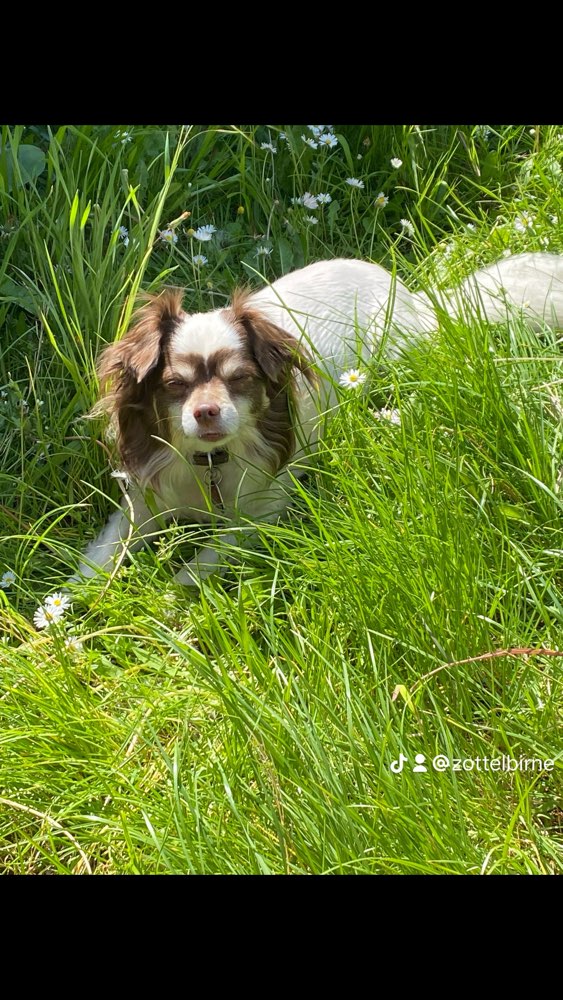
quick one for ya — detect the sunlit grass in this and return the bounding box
[0,124,562,874]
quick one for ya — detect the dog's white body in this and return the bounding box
[77,253,563,585]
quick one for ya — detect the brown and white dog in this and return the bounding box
[76,253,563,585]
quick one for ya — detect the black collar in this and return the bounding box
[192,449,230,467]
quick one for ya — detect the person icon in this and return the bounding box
[413,753,427,772]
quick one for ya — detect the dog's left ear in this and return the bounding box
[230,291,316,389]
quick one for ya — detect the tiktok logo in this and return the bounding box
[390,753,428,773]
[390,753,408,773]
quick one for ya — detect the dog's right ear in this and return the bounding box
[98,288,185,388]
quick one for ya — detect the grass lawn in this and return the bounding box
[1,124,562,874]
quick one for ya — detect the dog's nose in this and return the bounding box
[193,402,220,421]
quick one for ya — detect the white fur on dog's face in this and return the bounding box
[164,310,269,452]
[96,286,316,487]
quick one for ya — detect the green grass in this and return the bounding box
[1,124,563,874]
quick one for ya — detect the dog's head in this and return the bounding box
[95,287,316,485]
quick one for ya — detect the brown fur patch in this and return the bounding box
[228,289,318,472]
[94,288,184,475]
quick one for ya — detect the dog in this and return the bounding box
[76,253,563,585]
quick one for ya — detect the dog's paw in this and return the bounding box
[174,565,203,587]
[174,547,227,587]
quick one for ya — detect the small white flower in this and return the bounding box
[550,214,558,225]
[375,408,401,425]
[374,192,389,208]
[255,246,273,257]
[0,570,16,589]
[33,604,65,630]
[260,142,277,154]
[193,224,217,242]
[357,154,363,160]
[466,222,476,231]
[529,128,536,136]
[44,592,72,613]
[318,132,338,149]
[346,178,365,189]
[305,215,318,225]
[474,126,491,141]
[390,157,403,168]
[116,130,132,144]
[514,211,535,232]
[64,636,84,653]
[300,193,319,209]
[158,228,178,244]
[279,131,287,140]
[399,219,415,237]
[192,254,208,266]
[339,369,367,389]
[307,126,324,137]
[118,225,129,247]
[315,193,332,205]
[302,135,318,149]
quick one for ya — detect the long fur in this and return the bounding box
[76,253,563,585]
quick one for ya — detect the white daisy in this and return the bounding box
[339,369,367,389]
[158,228,178,244]
[193,224,217,242]
[318,132,338,148]
[474,126,491,141]
[301,135,318,150]
[118,226,129,246]
[400,219,415,237]
[514,211,535,232]
[390,157,403,168]
[466,222,476,231]
[116,130,132,144]
[255,246,273,257]
[64,636,84,653]
[375,407,401,426]
[260,142,277,154]
[300,193,319,209]
[305,215,319,225]
[307,126,324,137]
[0,570,16,589]
[374,192,389,208]
[346,178,365,189]
[192,254,208,266]
[33,604,65,630]
[44,592,72,613]
[315,193,332,204]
